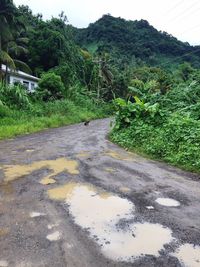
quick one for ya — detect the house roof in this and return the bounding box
[1,64,39,82]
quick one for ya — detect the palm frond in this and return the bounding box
[8,44,28,56]
[13,60,32,74]
[0,50,15,69]
[16,37,29,44]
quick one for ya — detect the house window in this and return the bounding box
[23,81,29,89]
[31,83,35,91]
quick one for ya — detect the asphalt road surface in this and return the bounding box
[0,118,200,267]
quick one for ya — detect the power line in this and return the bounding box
[159,0,200,43]
[158,47,200,68]
[175,6,200,25]
[164,0,186,15]
[167,0,200,24]
[180,23,200,35]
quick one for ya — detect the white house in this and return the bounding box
[1,64,39,92]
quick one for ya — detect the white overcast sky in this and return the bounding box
[14,0,200,45]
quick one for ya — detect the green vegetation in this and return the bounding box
[110,65,200,173]
[0,1,112,139]
[0,82,111,139]
[37,72,65,101]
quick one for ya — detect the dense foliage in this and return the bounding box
[0,1,113,139]
[37,72,65,101]
[0,82,111,139]
[111,66,200,172]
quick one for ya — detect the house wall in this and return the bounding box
[9,74,38,92]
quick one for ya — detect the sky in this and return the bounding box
[14,0,200,45]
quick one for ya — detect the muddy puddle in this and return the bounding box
[119,187,131,193]
[155,198,180,207]
[46,231,61,241]
[76,152,90,158]
[48,182,174,262]
[104,167,116,173]
[0,228,9,237]
[0,260,8,267]
[2,158,79,184]
[30,212,45,218]
[0,183,14,194]
[25,149,35,153]
[105,151,132,161]
[171,243,200,267]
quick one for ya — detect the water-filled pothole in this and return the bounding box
[155,198,180,207]
[2,158,79,184]
[171,243,200,267]
[48,182,174,262]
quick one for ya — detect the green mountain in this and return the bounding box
[75,15,200,69]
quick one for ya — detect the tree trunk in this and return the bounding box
[0,35,2,82]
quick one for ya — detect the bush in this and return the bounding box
[111,78,200,172]
[111,114,200,172]
[113,97,160,130]
[0,102,11,118]
[37,72,65,101]
[0,83,31,109]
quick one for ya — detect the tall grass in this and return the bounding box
[0,82,112,140]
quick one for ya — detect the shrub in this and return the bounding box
[111,78,200,172]
[37,72,65,101]
[113,97,160,130]
[0,102,11,118]
[0,83,31,109]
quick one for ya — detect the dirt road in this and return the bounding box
[0,118,200,267]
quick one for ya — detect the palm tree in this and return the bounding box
[0,0,31,81]
[0,0,17,72]
[93,53,113,99]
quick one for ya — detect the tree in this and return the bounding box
[0,0,30,81]
[178,62,194,82]
[0,0,17,77]
[93,53,114,99]
[37,72,65,101]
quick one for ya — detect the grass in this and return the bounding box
[0,99,111,140]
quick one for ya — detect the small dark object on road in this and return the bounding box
[84,120,90,126]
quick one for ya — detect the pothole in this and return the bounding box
[171,243,200,267]
[119,187,131,193]
[76,153,90,158]
[30,212,45,218]
[0,260,8,267]
[105,167,116,173]
[2,157,79,183]
[155,198,180,207]
[0,228,9,237]
[46,231,61,241]
[103,222,173,262]
[25,149,35,153]
[48,182,174,262]
[105,151,132,161]
[146,206,154,210]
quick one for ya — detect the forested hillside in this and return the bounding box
[75,14,200,69]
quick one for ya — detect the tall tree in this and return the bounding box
[0,0,17,74]
[0,0,30,81]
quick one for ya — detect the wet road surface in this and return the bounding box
[0,118,200,267]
